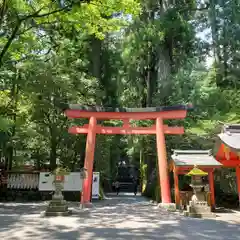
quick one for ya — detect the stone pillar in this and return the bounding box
[43,176,71,216]
[156,117,171,204]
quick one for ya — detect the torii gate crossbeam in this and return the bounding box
[69,125,184,135]
[65,105,192,207]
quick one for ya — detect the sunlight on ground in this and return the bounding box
[0,196,239,240]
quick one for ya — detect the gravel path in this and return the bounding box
[0,193,239,240]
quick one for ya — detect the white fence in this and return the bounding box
[6,172,82,191]
[7,173,39,189]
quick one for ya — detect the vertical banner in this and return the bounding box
[92,172,100,199]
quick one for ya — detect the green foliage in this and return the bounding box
[95,135,112,178]
[140,163,147,192]
[0,116,13,132]
[53,166,70,176]
[206,0,240,87]
[0,0,141,171]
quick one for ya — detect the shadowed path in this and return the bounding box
[0,194,239,239]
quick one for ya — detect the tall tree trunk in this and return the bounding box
[6,67,19,170]
[89,37,102,78]
[36,154,41,170]
[222,20,228,82]
[146,13,157,106]
[89,36,102,106]
[209,0,221,64]
[140,0,161,195]
[49,127,57,170]
[153,0,172,105]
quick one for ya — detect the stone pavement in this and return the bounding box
[0,193,239,240]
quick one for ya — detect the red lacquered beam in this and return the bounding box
[65,109,187,120]
[68,125,184,135]
[219,160,240,167]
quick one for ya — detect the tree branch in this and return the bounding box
[178,4,210,13]
[0,0,7,27]
[23,0,89,20]
[0,20,22,67]
[31,6,70,18]
[0,0,90,67]
[17,25,35,35]
[5,46,52,65]
[0,5,64,67]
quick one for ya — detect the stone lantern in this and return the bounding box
[80,167,87,180]
[42,167,71,216]
[184,165,216,218]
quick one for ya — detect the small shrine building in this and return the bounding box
[170,150,222,209]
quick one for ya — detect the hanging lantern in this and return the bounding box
[169,161,173,172]
[223,144,230,160]
[55,175,65,181]
[80,168,87,179]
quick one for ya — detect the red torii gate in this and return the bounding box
[65,105,191,206]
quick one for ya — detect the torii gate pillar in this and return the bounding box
[82,116,97,205]
[156,117,171,203]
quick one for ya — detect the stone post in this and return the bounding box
[42,173,71,216]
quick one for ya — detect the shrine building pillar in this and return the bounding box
[173,168,180,208]
[208,170,215,210]
[236,166,240,206]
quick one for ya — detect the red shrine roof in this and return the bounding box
[215,124,240,166]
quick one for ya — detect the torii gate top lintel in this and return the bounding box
[65,104,193,120]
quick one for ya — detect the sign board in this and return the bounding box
[39,172,83,191]
[38,172,54,191]
[91,172,100,199]
[64,172,83,191]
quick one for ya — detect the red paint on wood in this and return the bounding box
[123,119,130,128]
[216,143,240,163]
[81,117,97,204]
[174,169,180,207]
[218,160,240,167]
[173,167,219,172]
[208,171,215,209]
[176,171,189,175]
[156,117,171,203]
[236,167,240,206]
[65,109,187,120]
[68,125,184,135]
